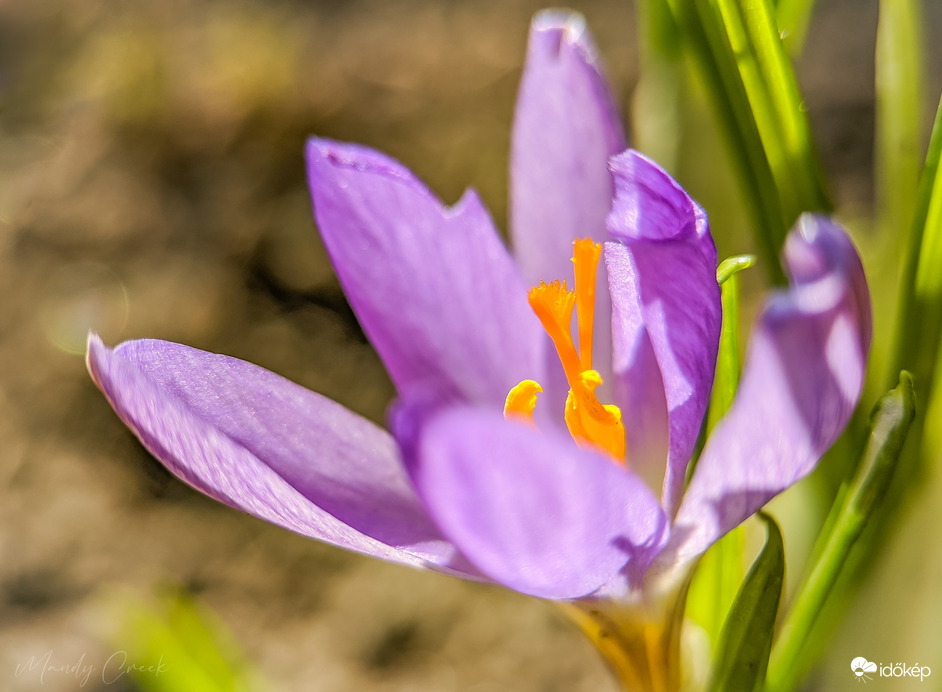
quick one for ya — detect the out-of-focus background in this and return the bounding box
[1,0,940,690]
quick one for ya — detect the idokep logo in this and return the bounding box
[851,657,932,683]
[852,658,877,683]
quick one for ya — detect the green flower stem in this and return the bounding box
[707,254,755,433]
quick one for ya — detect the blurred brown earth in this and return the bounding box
[0,0,940,690]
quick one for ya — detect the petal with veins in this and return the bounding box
[307,138,544,408]
[87,336,480,577]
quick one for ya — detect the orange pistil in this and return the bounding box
[503,239,627,463]
[528,280,581,384]
[572,238,602,370]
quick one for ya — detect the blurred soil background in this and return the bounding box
[0,0,940,690]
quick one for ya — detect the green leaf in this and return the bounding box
[876,0,924,251]
[685,255,754,648]
[110,588,265,692]
[775,0,817,55]
[890,96,942,397]
[766,373,917,692]
[715,254,757,286]
[665,0,785,282]
[716,0,830,218]
[774,0,817,52]
[706,513,784,692]
[660,0,829,283]
[686,526,747,651]
[709,254,755,434]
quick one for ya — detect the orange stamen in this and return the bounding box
[565,371,626,461]
[572,238,602,370]
[504,380,543,423]
[508,239,626,464]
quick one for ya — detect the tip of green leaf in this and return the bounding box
[717,255,757,285]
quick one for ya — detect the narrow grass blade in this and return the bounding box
[876,0,924,248]
[890,96,942,397]
[715,0,830,220]
[662,0,786,282]
[775,0,818,55]
[661,0,829,283]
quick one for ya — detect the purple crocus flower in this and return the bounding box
[87,6,870,643]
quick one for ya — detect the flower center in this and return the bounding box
[504,239,626,462]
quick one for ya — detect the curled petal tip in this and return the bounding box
[86,331,103,353]
[85,332,108,386]
[306,137,409,184]
[785,214,861,282]
[530,10,591,55]
[607,150,707,243]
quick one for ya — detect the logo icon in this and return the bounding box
[852,657,878,683]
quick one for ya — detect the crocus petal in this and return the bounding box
[87,335,479,577]
[395,404,669,599]
[509,10,626,399]
[511,10,626,282]
[667,216,871,565]
[605,151,721,516]
[307,138,544,408]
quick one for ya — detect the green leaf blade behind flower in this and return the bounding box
[705,513,784,692]
[876,0,924,247]
[658,0,829,283]
[686,255,754,649]
[709,254,755,433]
[775,0,817,55]
[766,372,917,692]
[714,0,830,222]
[891,97,942,397]
[661,0,786,282]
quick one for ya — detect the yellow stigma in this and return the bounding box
[503,239,626,463]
